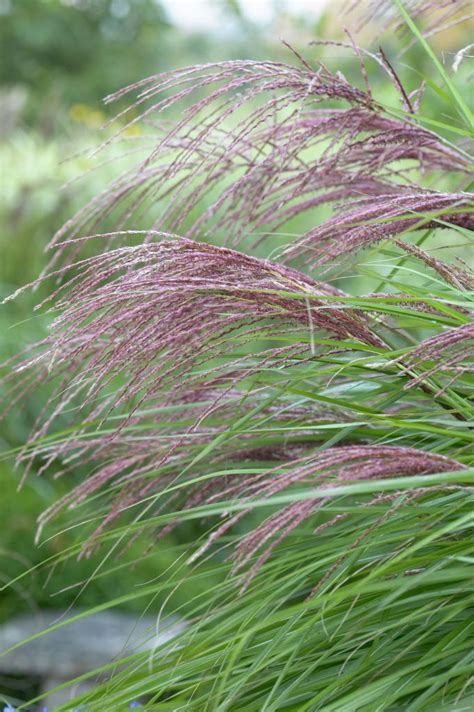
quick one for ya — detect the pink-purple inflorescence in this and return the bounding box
[2,2,472,585]
[188,445,466,590]
[348,0,473,40]
[44,48,471,276]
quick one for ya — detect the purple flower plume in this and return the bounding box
[349,1,473,41]
[400,322,474,390]
[45,48,470,277]
[3,238,388,536]
[394,240,474,290]
[9,237,465,552]
[31,394,344,546]
[188,445,466,590]
[283,191,474,270]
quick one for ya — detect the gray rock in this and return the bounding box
[0,608,184,708]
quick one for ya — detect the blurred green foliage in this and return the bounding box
[0,0,172,121]
[0,0,267,134]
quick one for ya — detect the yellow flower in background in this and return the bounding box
[69,103,105,128]
[70,103,142,135]
[123,123,142,136]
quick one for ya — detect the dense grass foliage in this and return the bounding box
[1,2,473,710]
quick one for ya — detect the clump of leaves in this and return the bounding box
[1,1,473,710]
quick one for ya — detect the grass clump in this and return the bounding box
[1,1,473,709]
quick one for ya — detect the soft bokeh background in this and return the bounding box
[0,0,470,704]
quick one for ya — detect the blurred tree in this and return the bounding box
[218,0,245,21]
[0,0,171,120]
